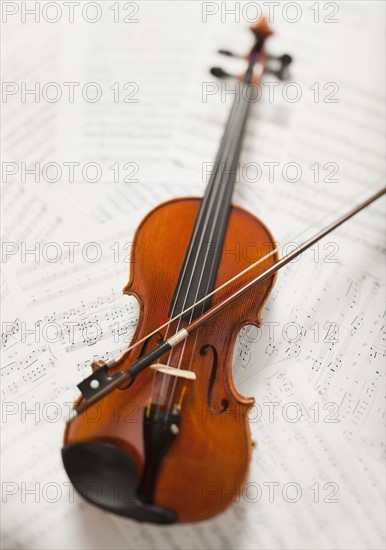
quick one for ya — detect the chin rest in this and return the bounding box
[62,441,176,524]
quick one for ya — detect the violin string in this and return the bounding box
[165,53,259,335]
[171,84,256,403]
[169,83,248,323]
[162,74,255,416]
[119,182,381,374]
[170,55,259,331]
[161,84,250,415]
[192,82,257,325]
[156,53,262,418]
[153,79,249,419]
[165,88,245,320]
[164,83,254,418]
[162,59,264,414]
[161,179,384,419]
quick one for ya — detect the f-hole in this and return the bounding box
[138,331,164,358]
[200,344,229,413]
[118,331,164,391]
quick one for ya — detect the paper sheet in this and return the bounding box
[1,1,385,549]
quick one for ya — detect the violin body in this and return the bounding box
[64,197,277,522]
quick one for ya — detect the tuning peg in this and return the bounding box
[265,53,292,80]
[210,67,237,79]
[211,53,293,81]
[277,54,293,67]
[267,53,291,62]
[218,49,243,59]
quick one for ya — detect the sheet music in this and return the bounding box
[0,341,129,550]
[54,0,209,220]
[1,1,385,549]
[111,359,385,549]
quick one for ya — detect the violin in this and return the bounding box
[62,19,385,524]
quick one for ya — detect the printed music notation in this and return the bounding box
[1,346,57,400]
[232,258,385,462]
[1,2,385,549]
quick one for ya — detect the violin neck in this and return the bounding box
[200,54,259,222]
[169,60,258,321]
[209,85,254,198]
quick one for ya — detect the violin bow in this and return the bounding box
[74,185,385,416]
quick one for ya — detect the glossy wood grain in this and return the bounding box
[64,197,277,522]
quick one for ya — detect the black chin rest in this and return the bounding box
[62,442,176,524]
